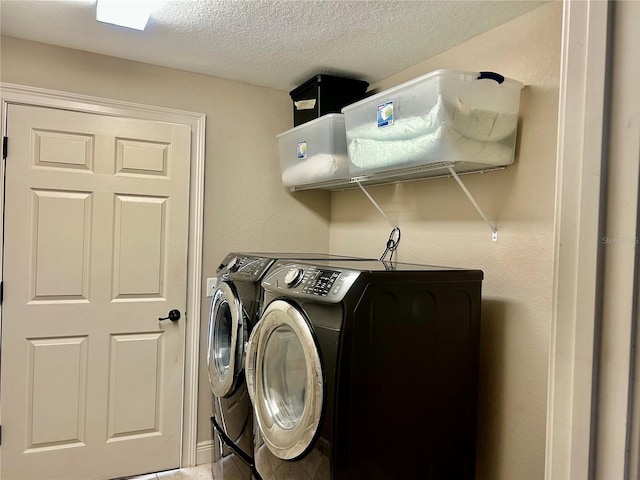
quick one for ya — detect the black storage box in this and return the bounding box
[289,74,369,127]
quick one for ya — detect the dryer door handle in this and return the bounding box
[244,320,261,406]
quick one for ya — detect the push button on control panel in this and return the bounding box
[228,256,271,280]
[301,269,340,297]
[262,263,360,303]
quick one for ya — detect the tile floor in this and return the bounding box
[127,463,212,480]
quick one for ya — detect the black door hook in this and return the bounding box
[159,309,181,321]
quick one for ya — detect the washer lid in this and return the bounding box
[246,300,324,460]
[207,281,245,398]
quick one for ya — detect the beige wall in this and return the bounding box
[330,2,561,479]
[2,0,560,476]
[0,35,332,444]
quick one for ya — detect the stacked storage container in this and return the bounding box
[342,70,523,178]
[289,74,369,127]
[277,114,349,187]
[277,75,369,188]
[277,70,523,189]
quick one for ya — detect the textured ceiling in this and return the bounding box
[0,0,547,92]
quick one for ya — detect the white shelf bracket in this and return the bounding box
[447,167,498,242]
[356,181,397,229]
[356,181,401,260]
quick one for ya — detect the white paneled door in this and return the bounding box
[1,104,191,480]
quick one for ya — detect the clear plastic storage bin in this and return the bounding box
[342,70,523,177]
[277,114,349,188]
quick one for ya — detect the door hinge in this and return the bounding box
[0,425,3,445]
[2,136,7,160]
[0,281,3,305]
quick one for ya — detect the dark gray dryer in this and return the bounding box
[246,259,483,480]
[207,252,370,480]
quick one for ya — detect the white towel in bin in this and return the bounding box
[281,153,348,187]
[450,99,518,142]
[348,125,512,172]
[347,96,447,142]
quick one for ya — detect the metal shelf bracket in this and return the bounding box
[447,167,498,242]
[356,181,397,229]
[356,181,402,260]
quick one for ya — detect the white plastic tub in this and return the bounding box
[342,70,523,177]
[277,114,349,188]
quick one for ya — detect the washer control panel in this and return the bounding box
[222,255,274,281]
[262,264,361,303]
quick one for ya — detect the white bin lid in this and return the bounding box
[341,69,523,113]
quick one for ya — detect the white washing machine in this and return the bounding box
[246,259,483,480]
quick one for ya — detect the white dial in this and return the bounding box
[227,256,239,272]
[284,267,303,287]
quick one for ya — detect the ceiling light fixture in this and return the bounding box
[96,0,166,31]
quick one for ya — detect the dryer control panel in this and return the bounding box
[262,263,360,303]
[221,255,274,282]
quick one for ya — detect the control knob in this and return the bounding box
[284,267,303,288]
[227,256,240,272]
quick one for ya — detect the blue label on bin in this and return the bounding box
[377,101,394,127]
[297,141,307,159]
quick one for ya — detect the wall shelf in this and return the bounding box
[289,162,506,192]
[291,163,504,241]
[282,69,522,242]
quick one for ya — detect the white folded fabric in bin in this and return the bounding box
[450,99,518,142]
[281,153,348,187]
[342,69,522,178]
[348,125,512,171]
[347,96,447,141]
[346,93,516,173]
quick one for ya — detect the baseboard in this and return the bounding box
[195,440,214,465]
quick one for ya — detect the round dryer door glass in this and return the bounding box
[249,300,324,461]
[262,324,307,430]
[213,298,232,376]
[208,281,243,398]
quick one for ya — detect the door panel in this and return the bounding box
[116,138,169,175]
[1,104,191,480]
[31,189,92,300]
[32,128,94,171]
[26,336,89,450]
[107,332,163,439]
[113,194,166,298]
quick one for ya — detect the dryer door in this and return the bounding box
[207,281,245,398]
[246,299,324,461]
